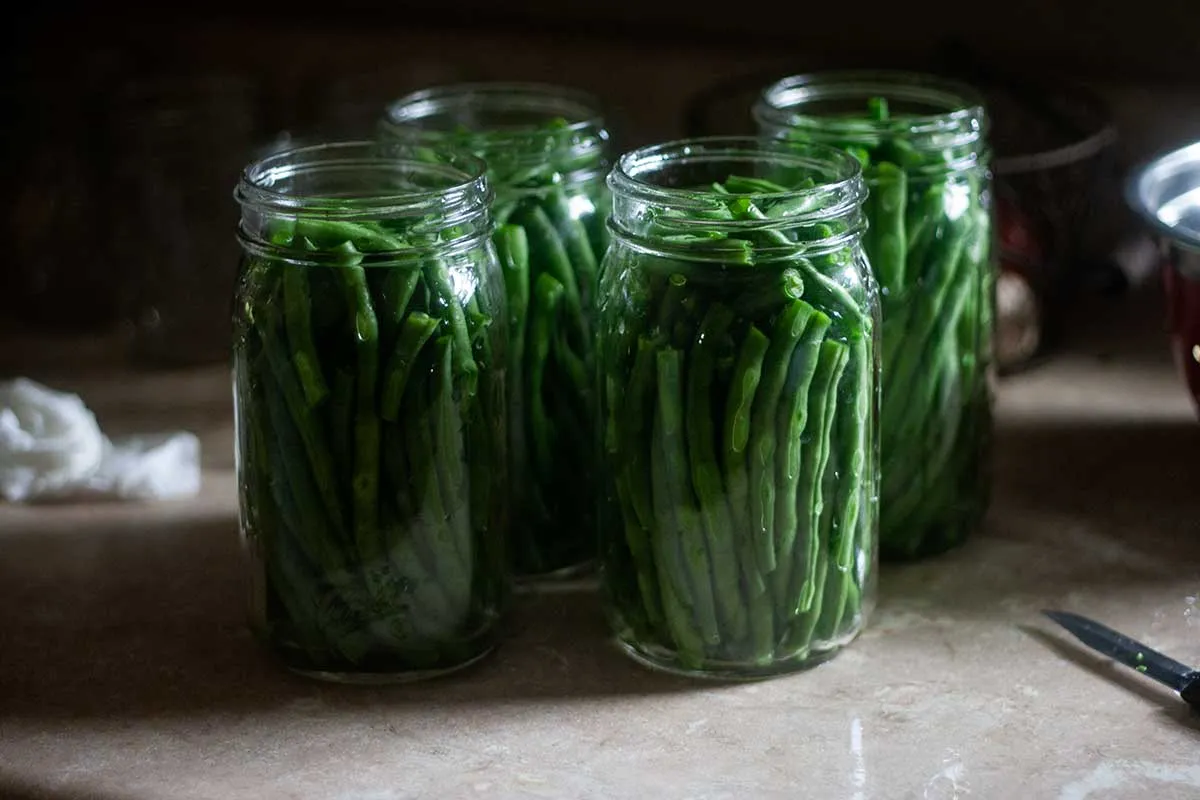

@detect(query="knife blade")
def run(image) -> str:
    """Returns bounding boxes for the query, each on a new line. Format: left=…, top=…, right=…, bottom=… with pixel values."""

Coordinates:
left=1042, top=609, right=1200, bottom=710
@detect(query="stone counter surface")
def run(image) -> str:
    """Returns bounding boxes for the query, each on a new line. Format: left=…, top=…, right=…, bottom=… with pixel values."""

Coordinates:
left=1, top=288, right=1198, bottom=800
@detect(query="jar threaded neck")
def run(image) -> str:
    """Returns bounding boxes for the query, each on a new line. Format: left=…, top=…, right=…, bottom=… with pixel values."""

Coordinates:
left=234, top=140, right=493, bottom=262
left=754, top=71, right=989, bottom=171
left=382, top=83, right=610, bottom=191
left=607, top=136, right=867, bottom=262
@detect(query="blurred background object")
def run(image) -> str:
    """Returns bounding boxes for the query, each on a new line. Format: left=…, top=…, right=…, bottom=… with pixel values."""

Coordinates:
left=948, top=44, right=1128, bottom=372
left=1160, top=255, right=1200, bottom=419
left=993, top=193, right=1045, bottom=372
left=681, top=42, right=1133, bottom=374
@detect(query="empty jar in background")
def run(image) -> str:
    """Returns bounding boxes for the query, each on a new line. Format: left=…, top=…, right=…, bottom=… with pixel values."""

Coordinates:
left=756, top=71, right=997, bottom=561
left=232, top=141, right=509, bottom=682
left=596, top=136, right=880, bottom=679
left=383, top=83, right=612, bottom=581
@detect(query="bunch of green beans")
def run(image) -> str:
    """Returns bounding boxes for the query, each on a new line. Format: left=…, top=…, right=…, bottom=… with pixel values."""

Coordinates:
left=801, top=97, right=994, bottom=558
left=431, top=120, right=609, bottom=577
left=234, top=215, right=507, bottom=675
left=598, top=174, right=877, bottom=674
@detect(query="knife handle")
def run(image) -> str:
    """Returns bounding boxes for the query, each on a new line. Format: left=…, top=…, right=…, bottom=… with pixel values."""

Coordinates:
left=1179, top=673, right=1200, bottom=711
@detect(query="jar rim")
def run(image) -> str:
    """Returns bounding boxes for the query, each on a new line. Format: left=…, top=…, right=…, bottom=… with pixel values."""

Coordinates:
left=609, top=135, right=866, bottom=213
left=383, top=82, right=607, bottom=139
left=381, top=83, right=610, bottom=190
left=233, top=140, right=491, bottom=221
left=607, top=136, right=867, bottom=262
left=753, top=70, right=988, bottom=144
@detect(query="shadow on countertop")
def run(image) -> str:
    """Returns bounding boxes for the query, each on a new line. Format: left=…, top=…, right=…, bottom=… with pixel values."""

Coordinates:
left=1020, top=624, right=1200, bottom=738
left=4, top=280, right=1198, bottom=724
left=0, top=511, right=706, bottom=724
left=877, top=414, right=1200, bottom=626
left=0, top=773, right=133, bottom=800
left=3, top=413, right=1196, bottom=724
left=994, top=416, right=1199, bottom=542
left=875, top=285, right=1200, bottom=624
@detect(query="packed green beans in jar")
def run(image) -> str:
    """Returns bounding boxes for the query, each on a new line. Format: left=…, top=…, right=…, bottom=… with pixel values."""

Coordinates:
left=597, top=137, right=880, bottom=679
left=383, top=84, right=611, bottom=581
left=755, top=72, right=995, bottom=561
left=233, top=141, right=509, bottom=682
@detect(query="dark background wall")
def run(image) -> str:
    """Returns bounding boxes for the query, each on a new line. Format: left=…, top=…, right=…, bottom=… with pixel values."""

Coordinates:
left=5, top=1, right=1199, bottom=342
left=12, top=1, right=1200, bottom=151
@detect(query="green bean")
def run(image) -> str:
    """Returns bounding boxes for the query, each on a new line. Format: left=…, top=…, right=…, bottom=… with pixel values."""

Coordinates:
left=787, top=340, right=848, bottom=652
left=814, top=340, right=864, bottom=642
left=615, top=335, right=668, bottom=631
left=721, top=324, right=773, bottom=659
left=339, top=261, right=382, bottom=570
left=261, top=358, right=345, bottom=573
left=748, top=300, right=813, bottom=574
left=654, top=346, right=721, bottom=649
left=528, top=273, right=564, bottom=481
left=431, top=337, right=473, bottom=588
left=376, top=266, right=422, bottom=351
left=405, top=364, right=472, bottom=620
left=517, top=205, right=588, bottom=341
left=863, top=162, right=907, bottom=288
left=724, top=174, right=792, bottom=194
left=260, top=312, right=347, bottom=539
left=730, top=267, right=805, bottom=318
left=494, top=223, right=530, bottom=422
left=380, top=312, right=439, bottom=422
left=329, top=368, right=355, bottom=485
left=543, top=188, right=600, bottom=298
left=282, top=268, right=329, bottom=406
left=770, top=307, right=831, bottom=603
left=295, top=219, right=407, bottom=253
left=686, top=303, right=747, bottom=643
left=425, top=258, right=479, bottom=399
left=787, top=340, right=847, bottom=621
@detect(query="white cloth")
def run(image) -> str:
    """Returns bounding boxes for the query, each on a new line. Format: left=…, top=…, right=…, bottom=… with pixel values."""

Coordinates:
left=0, top=378, right=201, bottom=503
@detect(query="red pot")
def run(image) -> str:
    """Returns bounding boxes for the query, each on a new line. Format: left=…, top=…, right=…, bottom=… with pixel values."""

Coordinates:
left=1162, top=253, right=1200, bottom=417
left=1127, top=140, right=1200, bottom=419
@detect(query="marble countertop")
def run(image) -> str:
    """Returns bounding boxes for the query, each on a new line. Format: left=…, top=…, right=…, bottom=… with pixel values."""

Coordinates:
left=2, top=287, right=1198, bottom=800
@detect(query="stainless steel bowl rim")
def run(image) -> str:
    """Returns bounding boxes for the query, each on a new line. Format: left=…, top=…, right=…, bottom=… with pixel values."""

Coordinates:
left=1127, top=140, right=1200, bottom=252
left=994, top=123, right=1117, bottom=175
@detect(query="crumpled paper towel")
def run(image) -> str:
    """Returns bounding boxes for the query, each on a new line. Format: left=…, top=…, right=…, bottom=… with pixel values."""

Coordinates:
left=0, top=377, right=201, bottom=503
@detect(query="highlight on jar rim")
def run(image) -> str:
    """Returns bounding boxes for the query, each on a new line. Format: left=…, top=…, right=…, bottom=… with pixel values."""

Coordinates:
left=754, top=70, right=989, bottom=147
left=234, top=139, right=493, bottom=221
left=380, top=82, right=611, bottom=183
left=608, top=135, right=869, bottom=251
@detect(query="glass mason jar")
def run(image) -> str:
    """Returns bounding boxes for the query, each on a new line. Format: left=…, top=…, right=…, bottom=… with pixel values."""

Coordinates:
left=755, top=71, right=996, bottom=561
left=383, top=83, right=612, bottom=580
left=232, top=141, right=509, bottom=682
left=597, top=137, right=880, bottom=679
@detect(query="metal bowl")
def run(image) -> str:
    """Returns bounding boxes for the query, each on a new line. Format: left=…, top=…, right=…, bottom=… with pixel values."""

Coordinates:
left=1127, top=140, right=1200, bottom=417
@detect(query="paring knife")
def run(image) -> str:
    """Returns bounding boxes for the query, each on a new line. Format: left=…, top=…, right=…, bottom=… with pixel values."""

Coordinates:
left=1042, top=609, right=1200, bottom=711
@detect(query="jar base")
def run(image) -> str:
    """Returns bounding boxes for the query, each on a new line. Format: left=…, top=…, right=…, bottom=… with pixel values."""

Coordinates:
left=613, top=630, right=859, bottom=682
left=282, top=644, right=496, bottom=686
